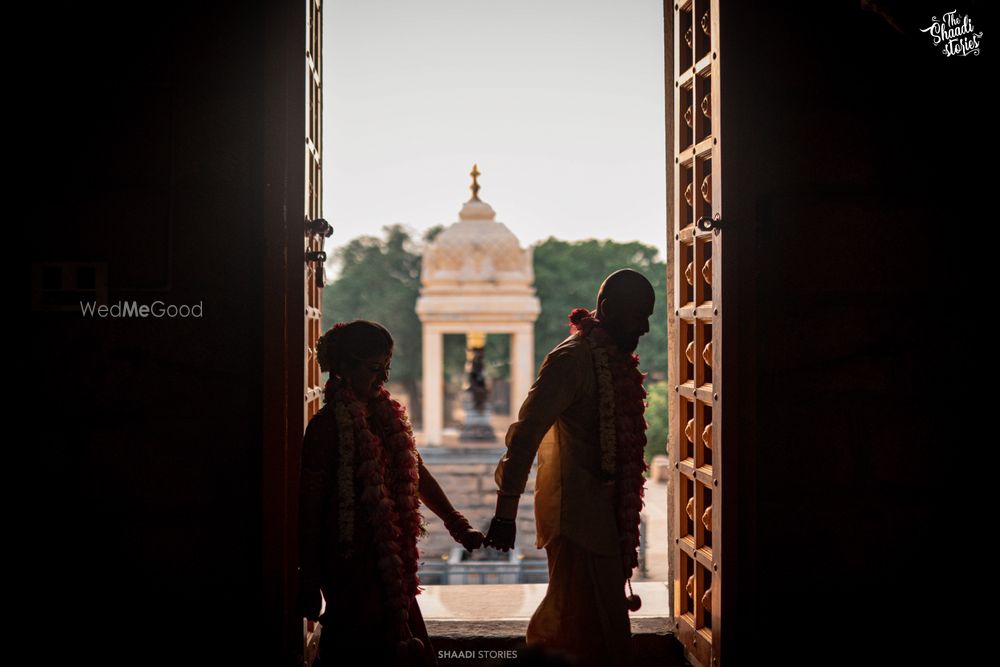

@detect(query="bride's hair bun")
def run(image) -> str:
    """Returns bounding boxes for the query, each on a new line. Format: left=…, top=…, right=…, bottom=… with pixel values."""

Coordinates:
left=316, top=320, right=393, bottom=374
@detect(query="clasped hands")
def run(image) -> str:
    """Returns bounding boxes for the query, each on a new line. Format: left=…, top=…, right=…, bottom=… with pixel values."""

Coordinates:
left=482, top=516, right=516, bottom=551
left=445, top=512, right=516, bottom=552
left=482, top=492, right=518, bottom=551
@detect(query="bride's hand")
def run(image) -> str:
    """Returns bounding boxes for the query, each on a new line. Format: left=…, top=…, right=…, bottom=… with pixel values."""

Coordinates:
left=444, top=512, right=483, bottom=551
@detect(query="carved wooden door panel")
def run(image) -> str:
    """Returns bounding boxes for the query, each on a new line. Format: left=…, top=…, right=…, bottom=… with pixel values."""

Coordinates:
left=302, top=0, right=327, bottom=664
left=670, top=1, right=726, bottom=665
left=304, top=0, right=326, bottom=427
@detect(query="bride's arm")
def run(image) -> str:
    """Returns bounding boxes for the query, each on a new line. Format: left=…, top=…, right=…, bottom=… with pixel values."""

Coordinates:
left=417, top=454, right=484, bottom=551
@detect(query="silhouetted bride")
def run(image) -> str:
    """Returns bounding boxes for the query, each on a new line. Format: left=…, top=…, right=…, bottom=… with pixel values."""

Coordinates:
left=297, top=320, right=483, bottom=666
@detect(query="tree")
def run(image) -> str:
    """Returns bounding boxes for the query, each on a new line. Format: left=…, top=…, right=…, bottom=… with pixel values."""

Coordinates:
left=322, top=224, right=439, bottom=420
left=531, top=237, right=668, bottom=379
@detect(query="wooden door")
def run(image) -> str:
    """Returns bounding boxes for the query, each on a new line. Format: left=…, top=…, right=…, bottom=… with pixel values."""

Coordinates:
left=661, top=1, right=986, bottom=663
left=669, top=1, right=727, bottom=665
left=302, top=0, right=326, bottom=663
left=304, top=0, right=326, bottom=427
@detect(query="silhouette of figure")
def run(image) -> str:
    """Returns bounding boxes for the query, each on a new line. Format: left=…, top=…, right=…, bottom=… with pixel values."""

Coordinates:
left=485, top=269, right=656, bottom=667
left=297, top=320, right=484, bottom=666
left=467, top=346, right=488, bottom=410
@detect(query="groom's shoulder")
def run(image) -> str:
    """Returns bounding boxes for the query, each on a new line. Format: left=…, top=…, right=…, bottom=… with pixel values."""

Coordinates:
left=547, top=334, right=590, bottom=361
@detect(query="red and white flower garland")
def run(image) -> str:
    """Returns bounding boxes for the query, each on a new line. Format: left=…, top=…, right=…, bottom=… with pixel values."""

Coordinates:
left=569, top=308, right=650, bottom=576
left=325, top=379, right=426, bottom=637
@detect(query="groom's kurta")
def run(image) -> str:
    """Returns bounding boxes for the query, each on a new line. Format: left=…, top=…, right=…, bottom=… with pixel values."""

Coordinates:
left=495, top=332, right=619, bottom=556
left=494, top=332, right=633, bottom=667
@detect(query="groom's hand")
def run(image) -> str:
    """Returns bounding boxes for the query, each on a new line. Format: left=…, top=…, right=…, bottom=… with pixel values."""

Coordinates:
left=484, top=516, right=517, bottom=551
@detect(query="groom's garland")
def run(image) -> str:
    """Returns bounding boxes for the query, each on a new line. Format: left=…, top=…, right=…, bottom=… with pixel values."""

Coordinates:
left=568, top=308, right=649, bottom=585
left=324, top=377, right=427, bottom=648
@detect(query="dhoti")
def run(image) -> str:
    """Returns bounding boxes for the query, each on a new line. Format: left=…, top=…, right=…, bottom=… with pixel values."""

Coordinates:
left=526, top=535, right=633, bottom=667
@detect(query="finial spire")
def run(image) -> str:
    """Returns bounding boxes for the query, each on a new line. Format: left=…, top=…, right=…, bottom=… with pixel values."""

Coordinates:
left=458, top=163, right=496, bottom=221
left=469, top=163, right=481, bottom=201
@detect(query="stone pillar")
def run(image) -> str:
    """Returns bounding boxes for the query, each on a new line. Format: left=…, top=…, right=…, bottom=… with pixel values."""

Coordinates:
left=422, top=325, right=443, bottom=445
left=510, top=324, right=535, bottom=418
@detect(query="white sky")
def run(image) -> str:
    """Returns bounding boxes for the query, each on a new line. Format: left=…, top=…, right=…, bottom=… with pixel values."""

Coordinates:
left=322, top=0, right=667, bottom=272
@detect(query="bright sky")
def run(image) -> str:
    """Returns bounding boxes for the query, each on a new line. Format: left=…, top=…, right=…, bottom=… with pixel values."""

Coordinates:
left=323, top=0, right=667, bottom=273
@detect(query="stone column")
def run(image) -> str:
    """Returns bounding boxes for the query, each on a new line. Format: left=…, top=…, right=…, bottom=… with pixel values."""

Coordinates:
left=422, top=325, right=443, bottom=445
left=510, top=324, right=535, bottom=418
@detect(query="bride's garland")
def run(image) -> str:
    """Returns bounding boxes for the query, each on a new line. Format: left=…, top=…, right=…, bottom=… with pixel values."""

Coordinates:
left=568, top=308, right=649, bottom=579
left=324, top=378, right=426, bottom=638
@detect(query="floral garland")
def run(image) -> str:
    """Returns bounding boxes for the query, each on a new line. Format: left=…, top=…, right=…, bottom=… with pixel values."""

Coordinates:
left=568, top=308, right=650, bottom=576
left=323, top=378, right=426, bottom=638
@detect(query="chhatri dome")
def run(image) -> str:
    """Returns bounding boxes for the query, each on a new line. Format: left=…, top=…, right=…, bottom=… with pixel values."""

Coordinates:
left=415, top=165, right=540, bottom=447
left=420, top=164, right=535, bottom=290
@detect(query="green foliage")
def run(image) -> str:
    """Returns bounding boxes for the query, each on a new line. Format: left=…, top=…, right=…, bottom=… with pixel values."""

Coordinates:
left=443, top=334, right=465, bottom=379
left=483, top=335, right=511, bottom=380
left=531, top=238, right=667, bottom=379
left=644, top=381, right=670, bottom=464
left=443, top=334, right=511, bottom=381
left=322, top=224, right=430, bottom=384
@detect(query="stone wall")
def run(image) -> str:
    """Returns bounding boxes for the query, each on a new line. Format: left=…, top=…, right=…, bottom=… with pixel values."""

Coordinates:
left=418, top=451, right=543, bottom=560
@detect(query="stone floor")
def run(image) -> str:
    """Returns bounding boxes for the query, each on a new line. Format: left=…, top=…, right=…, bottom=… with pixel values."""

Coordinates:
left=420, top=582, right=670, bottom=621
left=639, top=479, right=669, bottom=583
left=427, top=623, right=690, bottom=667
left=420, top=582, right=683, bottom=665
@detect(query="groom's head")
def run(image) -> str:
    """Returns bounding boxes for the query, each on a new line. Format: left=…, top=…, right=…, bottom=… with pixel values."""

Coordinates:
left=596, top=269, right=655, bottom=353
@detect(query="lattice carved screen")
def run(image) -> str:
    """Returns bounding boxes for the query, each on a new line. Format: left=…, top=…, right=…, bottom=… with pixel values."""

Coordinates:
left=304, top=0, right=325, bottom=427
left=303, top=0, right=324, bottom=664
left=671, top=1, right=724, bottom=666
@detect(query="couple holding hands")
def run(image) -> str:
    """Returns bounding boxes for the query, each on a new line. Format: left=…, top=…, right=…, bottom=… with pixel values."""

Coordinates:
left=298, top=269, right=655, bottom=667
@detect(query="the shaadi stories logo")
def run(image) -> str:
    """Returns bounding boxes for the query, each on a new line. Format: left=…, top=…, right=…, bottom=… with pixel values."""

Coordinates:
left=920, top=10, right=982, bottom=56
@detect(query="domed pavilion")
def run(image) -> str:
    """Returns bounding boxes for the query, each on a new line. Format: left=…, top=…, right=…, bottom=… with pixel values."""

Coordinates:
left=416, top=165, right=541, bottom=445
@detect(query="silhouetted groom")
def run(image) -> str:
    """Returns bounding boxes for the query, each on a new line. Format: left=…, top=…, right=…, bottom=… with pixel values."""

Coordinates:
left=485, top=268, right=655, bottom=667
